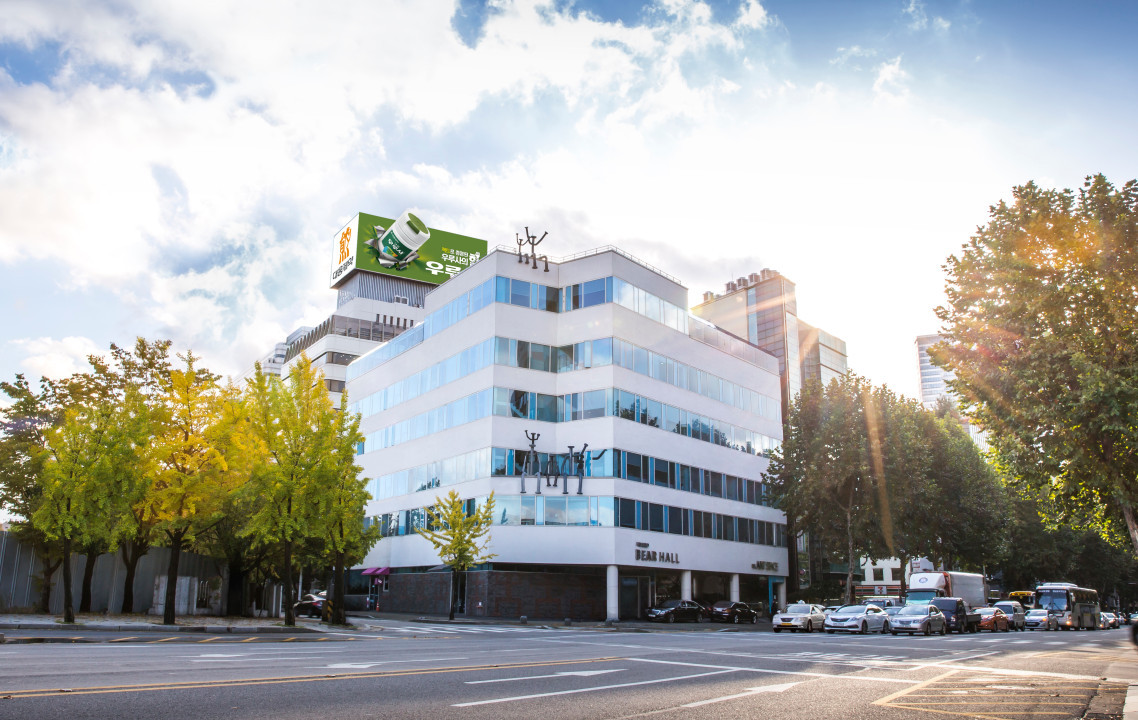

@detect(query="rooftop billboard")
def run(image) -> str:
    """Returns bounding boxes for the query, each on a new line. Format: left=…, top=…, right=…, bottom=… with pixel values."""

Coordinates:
left=330, top=211, right=488, bottom=288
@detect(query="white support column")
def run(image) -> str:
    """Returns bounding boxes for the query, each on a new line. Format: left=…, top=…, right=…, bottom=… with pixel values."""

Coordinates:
left=606, top=565, right=619, bottom=621
left=730, top=574, right=740, bottom=602
left=680, top=570, right=692, bottom=601
left=777, top=581, right=787, bottom=612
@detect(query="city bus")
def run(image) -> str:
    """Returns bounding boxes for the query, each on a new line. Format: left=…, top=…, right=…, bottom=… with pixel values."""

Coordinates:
left=1034, top=583, right=1100, bottom=630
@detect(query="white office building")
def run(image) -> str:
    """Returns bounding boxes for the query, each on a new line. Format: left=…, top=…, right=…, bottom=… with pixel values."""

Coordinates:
left=348, top=246, right=789, bottom=621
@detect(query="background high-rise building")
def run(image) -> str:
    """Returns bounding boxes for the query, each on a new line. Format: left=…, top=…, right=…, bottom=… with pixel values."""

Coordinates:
left=914, top=333, right=988, bottom=450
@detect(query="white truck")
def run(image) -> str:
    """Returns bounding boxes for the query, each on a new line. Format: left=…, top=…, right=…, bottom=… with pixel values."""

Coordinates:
left=905, top=571, right=989, bottom=632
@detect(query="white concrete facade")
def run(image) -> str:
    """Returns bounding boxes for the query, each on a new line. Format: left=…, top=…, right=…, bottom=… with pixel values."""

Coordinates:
left=349, top=248, right=789, bottom=619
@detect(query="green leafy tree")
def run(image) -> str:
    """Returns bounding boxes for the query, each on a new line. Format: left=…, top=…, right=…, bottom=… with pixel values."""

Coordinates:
left=33, top=400, right=117, bottom=623
left=143, top=352, right=243, bottom=625
left=934, top=175, right=1138, bottom=555
left=313, top=390, right=380, bottom=625
left=240, top=356, right=344, bottom=627
left=417, top=490, right=496, bottom=620
left=0, top=375, right=67, bottom=612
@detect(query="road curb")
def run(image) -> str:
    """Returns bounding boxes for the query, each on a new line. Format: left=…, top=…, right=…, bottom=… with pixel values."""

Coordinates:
left=1124, top=683, right=1138, bottom=720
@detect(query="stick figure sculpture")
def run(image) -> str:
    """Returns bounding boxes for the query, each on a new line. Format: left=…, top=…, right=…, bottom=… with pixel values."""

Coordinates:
left=520, top=430, right=541, bottom=495
left=515, top=227, right=550, bottom=272
left=572, top=444, right=607, bottom=495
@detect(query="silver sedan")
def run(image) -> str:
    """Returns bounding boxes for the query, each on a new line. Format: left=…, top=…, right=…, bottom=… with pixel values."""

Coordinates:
left=772, top=603, right=827, bottom=633
left=824, top=604, right=890, bottom=634
left=890, top=604, right=947, bottom=635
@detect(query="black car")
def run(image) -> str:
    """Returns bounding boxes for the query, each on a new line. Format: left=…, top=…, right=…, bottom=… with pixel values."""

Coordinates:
left=708, top=601, right=759, bottom=624
left=929, top=597, right=978, bottom=633
left=646, top=599, right=705, bottom=623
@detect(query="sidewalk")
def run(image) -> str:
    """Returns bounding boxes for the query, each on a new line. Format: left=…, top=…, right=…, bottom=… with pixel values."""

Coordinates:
left=0, top=612, right=317, bottom=634
left=346, top=609, right=774, bottom=633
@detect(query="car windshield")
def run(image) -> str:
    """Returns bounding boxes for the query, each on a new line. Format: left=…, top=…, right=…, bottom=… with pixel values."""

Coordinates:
left=659, top=600, right=681, bottom=609
left=977, top=608, right=996, bottom=615
left=930, top=600, right=955, bottom=611
left=898, top=605, right=929, bottom=615
left=1026, top=609, right=1047, bottom=615
left=995, top=603, right=1015, bottom=612
left=713, top=601, right=733, bottom=609
left=837, top=605, right=864, bottom=613
left=786, top=604, right=811, bottom=613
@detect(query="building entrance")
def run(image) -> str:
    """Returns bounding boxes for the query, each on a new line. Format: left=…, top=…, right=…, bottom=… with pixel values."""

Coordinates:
left=619, top=575, right=653, bottom=620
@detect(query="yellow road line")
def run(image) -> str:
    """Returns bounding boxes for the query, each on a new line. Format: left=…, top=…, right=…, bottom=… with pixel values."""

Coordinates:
left=151, top=637, right=178, bottom=643
left=109, top=637, right=138, bottom=643
left=0, top=657, right=623, bottom=700
left=240, top=637, right=258, bottom=643
left=875, top=669, right=958, bottom=706
left=198, top=637, right=220, bottom=643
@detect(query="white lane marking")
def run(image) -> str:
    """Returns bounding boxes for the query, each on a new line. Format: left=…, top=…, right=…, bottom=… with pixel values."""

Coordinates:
left=1045, top=641, right=1066, bottom=645
left=452, top=669, right=738, bottom=707
left=627, top=657, right=918, bottom=684
left=191, top=657, right=317, bottom=663
left=682, top=681, right=802, bottom=707
left=1010, top=640, right=1033, bottom=644
left=466, top=669, right=625, bottom=684
left=911, top=663, right=1133, bottom=684
left=311, top=657, right=468, bottom=669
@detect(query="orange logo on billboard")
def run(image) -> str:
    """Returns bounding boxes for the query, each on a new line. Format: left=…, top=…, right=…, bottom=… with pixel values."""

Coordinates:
left=338, top=227, right=352, bottom=264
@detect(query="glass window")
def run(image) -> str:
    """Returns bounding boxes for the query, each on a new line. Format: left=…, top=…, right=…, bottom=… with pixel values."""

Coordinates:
left=665, top=404, right=679, bottom=434
left=520, top=496, right=536, bottom=525
left=544, top=496, right=566, bottom=526
left=556, top=344, right=573, bottom=372
left=541, top=285, right=559, bottom=312
left=654, top=459, right=670, bottom=487
left=618, top=498, right=636, bottom=528
left=626, top=452, right=643, bottom=481
left=568, top=496, right=589, bottom=526
left=530, top=343, right=550, bottom=372
left=725, top=475, right=739, bottom=501
left=597, top=497, right=615, bottom=526
left=514, top=340, right=529, bottom=369
left=668, top=506, right=683, bottom=534
left=509, top=390, right=529, bottom=419
left=497, top=496, right=520, bottom=525
left=679, top=465, right=691, bottom=492
left=582, top=389, right=606, bottom=419
left=645, top=399, right=661, bottom=428
left=582, top=278, right=606, bottom=307
left=510, top=279, right=530, bottom=307
left=649, top=503, right=664, bottom=532
left=618, top=389, right=636, bottom=421
left=535, top=393, right=558, bottom=422
left=651, top=353, right=667, bottom=381
left=708, top=471, right=723, bottom=497
left=593, top=337, right=612, bottom=366
left=634, top=347, right=649, bottom=375
left=723, top=516, right=736, bottom=541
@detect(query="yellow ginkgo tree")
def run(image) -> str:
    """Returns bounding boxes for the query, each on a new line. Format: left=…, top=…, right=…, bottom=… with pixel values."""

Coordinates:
left=417, top=490, right=496, bottom=620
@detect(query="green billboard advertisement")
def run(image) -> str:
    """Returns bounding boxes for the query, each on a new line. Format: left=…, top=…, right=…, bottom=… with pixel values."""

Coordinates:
left=330, top=211, right=489, bottom=288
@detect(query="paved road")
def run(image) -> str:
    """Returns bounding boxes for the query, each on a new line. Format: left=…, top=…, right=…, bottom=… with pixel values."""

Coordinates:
left=0, top=620, right=1132, bottom=720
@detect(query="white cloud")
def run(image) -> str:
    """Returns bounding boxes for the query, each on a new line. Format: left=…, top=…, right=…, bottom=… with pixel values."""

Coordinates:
left=831, top=45, right=878, bottom=68
left=903, top=0, right=928, bottom=30
left=11, top=336, right=103, bottom=380
left=873, top=56, right=910, bottom=101
left=934, top=17, right=951, bottom=32
left=735, top=0, right=770, bottom=30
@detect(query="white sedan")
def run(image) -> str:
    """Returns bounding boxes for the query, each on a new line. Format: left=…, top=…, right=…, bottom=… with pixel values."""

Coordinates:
left=824, top=604, right=891, bottom=634
left=772, top=603, right=827, bottom=633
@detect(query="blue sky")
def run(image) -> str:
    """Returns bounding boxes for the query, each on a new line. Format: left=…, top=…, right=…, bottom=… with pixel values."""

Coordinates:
left=0, top=0, right=1135, bottom=400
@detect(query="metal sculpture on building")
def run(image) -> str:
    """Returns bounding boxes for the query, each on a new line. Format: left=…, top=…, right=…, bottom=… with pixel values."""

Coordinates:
left=516, top=227, right=550, bottom=271
left=519, top=431, right=607, bottom=495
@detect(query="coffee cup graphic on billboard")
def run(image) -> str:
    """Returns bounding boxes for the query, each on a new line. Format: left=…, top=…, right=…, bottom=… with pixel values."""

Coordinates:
left=329, top=210, right=488, bottom=288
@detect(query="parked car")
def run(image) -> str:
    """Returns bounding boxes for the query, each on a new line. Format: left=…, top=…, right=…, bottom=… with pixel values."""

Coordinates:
left=977, top=606, right=1010, bottom=632
left=824, top=604, right=890, bottom=634
left=1100, top=612, right=1119, bottom=629
left=708, top=601, right=759, bottom=624
left=994, top=601, right=1026, bottom=631
left=293, top=592, right=326, bottom=618
left=646, top=599, right=705, bottom=623
left=1025, top=608, right=1059, bottom=631
left=823, top=605, right=842, bottom=617
left=929, top=597, right=980, bottom=634
left=890, top=604, right=947, bottom=636
left=772, top=603, right=826, bottom=633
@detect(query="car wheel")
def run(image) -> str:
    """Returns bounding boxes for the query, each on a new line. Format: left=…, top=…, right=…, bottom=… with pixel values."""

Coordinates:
left=773, top=627, right=781, bottom=633
left=940, top=623, right=947, bottom=636
left=891, top=630, right=898, bottom=636
left=751, top=615, right=757, bottom=624
left=805, top=621, right=813, bottom=633
left=733, top=615, right=740, bottom=625
left=881, top=621, right=889, bottom=634
left=860, top=622, right=867, bottom=635
left=826, top=630, right=834, bottom=634
left=696, top=614, right=702, bottom=623
left=667, top=614, right=674, bottom=624
left=1002, top=623, right=1010, bottom=633
left=923, top=624, right=930, bottom=636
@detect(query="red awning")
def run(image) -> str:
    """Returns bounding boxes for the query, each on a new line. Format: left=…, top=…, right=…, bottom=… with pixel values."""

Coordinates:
left=362, top=567, right=390, bottom=576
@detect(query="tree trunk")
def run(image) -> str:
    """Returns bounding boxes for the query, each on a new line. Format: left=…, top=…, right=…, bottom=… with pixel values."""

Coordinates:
left=226, top=560, right=247, bottom=618
left=1122, top=502, right=1138, bottom=558
left=448, top=568, right=457, bottom=621
left=845, top=510, right=855, bottom=606
left=120, top=539, right=147, bottom=614
left=283, top=540, right=295, bottom=627
left=163, top=531, right=184, bottom=625
left=898, top=554, right=909, bottom=601
left=62, top=536, right=75, bottom=623
left=331, top=550, right=347, bottom=626
left=786, top=517, right=800, bottom=593
left=79, top=546, right=99, bottom=613
left=37, top=548, right=61, bottom=615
